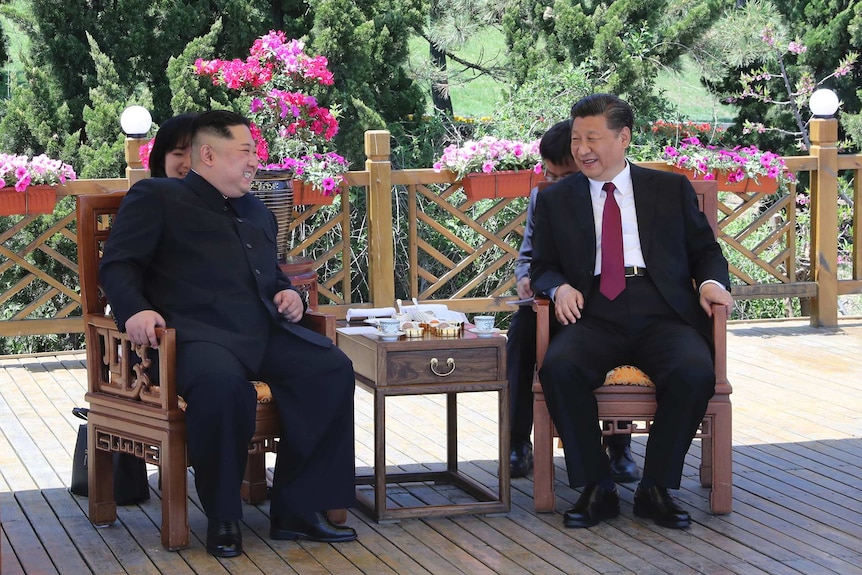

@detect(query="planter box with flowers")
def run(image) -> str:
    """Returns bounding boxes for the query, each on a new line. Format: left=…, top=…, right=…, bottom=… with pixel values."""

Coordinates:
left=0, top=153, right=77, bottom=216
left=434, top=136, right=545, bottom=200
left=663, top=137, right=795, bottom=194
left=194, top=31, right=348, bottom=217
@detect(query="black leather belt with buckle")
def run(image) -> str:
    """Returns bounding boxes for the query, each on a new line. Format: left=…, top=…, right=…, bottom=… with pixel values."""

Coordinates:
left=624, top=266, right=648, bottom=278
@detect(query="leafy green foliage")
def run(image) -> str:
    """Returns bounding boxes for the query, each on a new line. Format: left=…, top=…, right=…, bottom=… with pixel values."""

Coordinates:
left=501, top=0, right=717, bottom=125
left=77, top=34, right=154, bottom=178
left=308, top=0, right=426, bottom=164
left=0, top=59, right=75, bottom=159
left=695, top=0, right=862, bottom=153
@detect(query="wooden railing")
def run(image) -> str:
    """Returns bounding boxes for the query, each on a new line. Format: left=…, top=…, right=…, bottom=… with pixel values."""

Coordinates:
left=1, top=119, right=859, bottom=342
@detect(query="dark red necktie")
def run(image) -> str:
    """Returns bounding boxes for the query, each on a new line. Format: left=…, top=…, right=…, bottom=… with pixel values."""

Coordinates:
left=600, top=182, right=625, bottom=300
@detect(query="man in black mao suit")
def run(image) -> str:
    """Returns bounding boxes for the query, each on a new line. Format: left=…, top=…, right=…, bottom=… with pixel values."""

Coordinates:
left=531, top=94, right=733, bottom=529
left=99, top=110, right=357, bottom=557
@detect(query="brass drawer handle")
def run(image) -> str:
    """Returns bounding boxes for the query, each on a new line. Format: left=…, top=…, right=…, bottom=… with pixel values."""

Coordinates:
left=430, top=357, right=455, bottom=377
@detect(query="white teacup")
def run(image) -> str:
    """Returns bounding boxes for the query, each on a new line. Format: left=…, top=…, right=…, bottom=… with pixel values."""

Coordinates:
left=473, top=315, right=495, bottom=331
left=378, top=318, right=402, bottom=335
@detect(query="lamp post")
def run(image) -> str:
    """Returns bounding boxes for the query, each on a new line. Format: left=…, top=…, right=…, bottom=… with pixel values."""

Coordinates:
left=120, top=105, right=152, bottom=185
left=807, top=88, right=839, bottom=328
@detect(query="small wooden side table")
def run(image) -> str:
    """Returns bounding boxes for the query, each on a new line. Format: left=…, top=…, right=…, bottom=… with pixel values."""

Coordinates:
left=337, top=328, right=510, bottom=521
left=279, top=255, right=319, bottom=310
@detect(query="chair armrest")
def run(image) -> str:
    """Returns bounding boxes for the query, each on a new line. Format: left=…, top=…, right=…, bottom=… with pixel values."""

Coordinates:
left=710, top=303, right=731, bottom=393
left=300, top=310, right=337, bottom=343
left=532, top=296, right=551, bottom=371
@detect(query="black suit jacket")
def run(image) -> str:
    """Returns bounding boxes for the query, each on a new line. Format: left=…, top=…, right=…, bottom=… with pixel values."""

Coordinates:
left=530, top=164, right=730, bottom=340
left=99, top=171, right=331, bottom=372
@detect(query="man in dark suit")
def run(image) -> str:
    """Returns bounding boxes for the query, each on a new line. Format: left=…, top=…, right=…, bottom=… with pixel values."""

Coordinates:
left=531, top=94, right=733, bottom=529
left=507, top=120, right=641, bottom=484
left=99, top=110, right=357, bottom=557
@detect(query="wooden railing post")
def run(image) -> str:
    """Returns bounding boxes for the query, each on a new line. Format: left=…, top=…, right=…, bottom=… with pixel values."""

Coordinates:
left=124, top=137, right=150, bottom=185
left=364, top=130, right=395, bottom=308
left=809, top=117, right=839, bottom=327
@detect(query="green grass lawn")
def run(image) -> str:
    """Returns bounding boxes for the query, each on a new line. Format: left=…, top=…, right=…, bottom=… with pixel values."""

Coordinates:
left=655, top=56, right=737, bottom=123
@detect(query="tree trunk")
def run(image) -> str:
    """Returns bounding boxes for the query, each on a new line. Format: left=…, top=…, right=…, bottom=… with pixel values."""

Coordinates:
left=429, top=0, right=453, bottom=116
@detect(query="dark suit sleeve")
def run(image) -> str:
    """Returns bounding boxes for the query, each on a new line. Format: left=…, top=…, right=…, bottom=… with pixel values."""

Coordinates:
left=98, top=182, right=164, bottom=331
left=531, top=188, right=569, bottom=295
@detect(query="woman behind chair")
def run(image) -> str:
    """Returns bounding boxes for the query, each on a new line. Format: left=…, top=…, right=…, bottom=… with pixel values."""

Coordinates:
left=148, top=113, right=198, bottom=178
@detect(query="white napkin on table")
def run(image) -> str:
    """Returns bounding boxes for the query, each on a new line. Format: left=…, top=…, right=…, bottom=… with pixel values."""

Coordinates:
left=346, top=307, right=397, bottom=322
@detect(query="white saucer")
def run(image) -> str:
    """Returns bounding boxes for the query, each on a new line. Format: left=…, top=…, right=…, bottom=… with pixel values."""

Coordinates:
left=468, top=327, right=501, bottom=338
left=378, top=331, right=405, bottom=341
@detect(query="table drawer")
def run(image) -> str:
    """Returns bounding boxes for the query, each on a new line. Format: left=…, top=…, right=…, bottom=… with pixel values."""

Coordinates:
left=384, top=347, right=500, bottom=385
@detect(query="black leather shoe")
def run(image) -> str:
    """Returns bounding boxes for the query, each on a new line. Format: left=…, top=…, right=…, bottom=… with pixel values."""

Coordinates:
left=633, top=485, right=691, bottom=529
left=271, top=511, right=357, bottom=542
left=563, top=483, right=620, bottom=528
left=509, top=440, right=533, bottom=478
left=206, top=519, right=242, bottom=558
left=607, top=444, right=641, bottom=483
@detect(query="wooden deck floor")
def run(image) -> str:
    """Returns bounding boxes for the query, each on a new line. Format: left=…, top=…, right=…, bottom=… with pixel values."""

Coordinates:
left=2, top=318, right=862, bottom=574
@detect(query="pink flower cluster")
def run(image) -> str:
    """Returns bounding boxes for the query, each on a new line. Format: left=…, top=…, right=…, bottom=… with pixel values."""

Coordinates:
left=194, top=30, right=340, bottom=181
left=263, top=151, right=349, bottom=194
left=195, top=32, right=334, bottom=91
left=0, top=153, right=77, bottom=192
left=433, top=136, right=542, bottom=180
left=138, top=139, right=154, bottom=169
left=664, top=137, right=795, bottom=189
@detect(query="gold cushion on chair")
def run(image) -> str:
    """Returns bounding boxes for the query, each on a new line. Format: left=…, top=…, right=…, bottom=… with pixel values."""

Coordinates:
left=177, top=381, right=273, bottom=411
left=604, top=365, right=654, bottom=387
left=252, top=381, right=273, bottom=403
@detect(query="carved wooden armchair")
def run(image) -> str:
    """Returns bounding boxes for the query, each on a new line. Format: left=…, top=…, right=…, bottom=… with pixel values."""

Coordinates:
left=76, top=192, right=342, bottom=551
left=531, top=180, right=733, bottom=515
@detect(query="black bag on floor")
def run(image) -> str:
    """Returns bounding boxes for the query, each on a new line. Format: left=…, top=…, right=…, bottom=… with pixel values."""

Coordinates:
left=70, top=407, right=151, bottom=505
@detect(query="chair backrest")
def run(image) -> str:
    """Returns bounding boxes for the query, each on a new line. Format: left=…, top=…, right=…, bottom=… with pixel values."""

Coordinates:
left=76, top=192, right=127, bottom=317
left=690, top=180, right=719, bottom=238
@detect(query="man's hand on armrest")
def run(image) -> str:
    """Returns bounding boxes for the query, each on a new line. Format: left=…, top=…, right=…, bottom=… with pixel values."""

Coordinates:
left=553, top=283, right=584, bottom=326
left=125, top=310, right=167, bottom=348
left=699, top=283, right=734, bottom=317
left=274, top=289, right=304, bottom=323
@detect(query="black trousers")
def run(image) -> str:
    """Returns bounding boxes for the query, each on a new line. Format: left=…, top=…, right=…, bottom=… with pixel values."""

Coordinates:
left=507, top=304, right=633, bottom=450
left=538, top=276, right=715, bottom=489
left=176, top=325, right=356, bottom=520
left=505, top=305, right=537, bottom=446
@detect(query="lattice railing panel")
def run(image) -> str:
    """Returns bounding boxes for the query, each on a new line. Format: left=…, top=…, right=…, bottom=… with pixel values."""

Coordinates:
left=0, top=200, right=81, bottom=327
left=716, top=190, right=797, bottom=287
left=284, top=184, right=356, bottom=306
left=406, top=181, right=527, bottom=300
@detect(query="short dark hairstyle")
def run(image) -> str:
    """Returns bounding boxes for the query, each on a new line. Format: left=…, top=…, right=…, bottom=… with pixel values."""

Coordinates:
left=570, top=93, right=634, bottom=133
left=539, top=120, right=573, bottom=165
left=191, top=110, right=251, bottom=145
left=149, top=113, right=197, bottom=178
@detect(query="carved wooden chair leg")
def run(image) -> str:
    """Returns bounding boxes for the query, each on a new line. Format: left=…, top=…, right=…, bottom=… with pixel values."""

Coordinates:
left=87, top=424, right=117, bottom=527
left=160, top=438, right=190, bottom=550
left=532, top=377, right=556, bottom=513
left=699, top=416, right=714, bottom=488
left=327, top=509, right=348, bottom=525
left=241, top=452, right=269, bottom=505
left=709, top=405, right=733, bottom=514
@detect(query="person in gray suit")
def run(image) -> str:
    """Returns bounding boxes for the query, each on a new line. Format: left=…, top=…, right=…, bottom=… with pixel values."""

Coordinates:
left=531, top=94, right=733, bottom=530
left=100, top=110, right=357, bottom=557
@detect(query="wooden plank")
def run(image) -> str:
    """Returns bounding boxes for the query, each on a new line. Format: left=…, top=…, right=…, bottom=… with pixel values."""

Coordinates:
left=0, top=492, right=59, bottom=574
left=14, top=490, right=92, bottom=575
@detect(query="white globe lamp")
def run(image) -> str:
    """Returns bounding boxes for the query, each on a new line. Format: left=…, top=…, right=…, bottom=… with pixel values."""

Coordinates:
left=120, top=106, right=152, bottom=138
left=809, top=89, right=839, bottom=118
